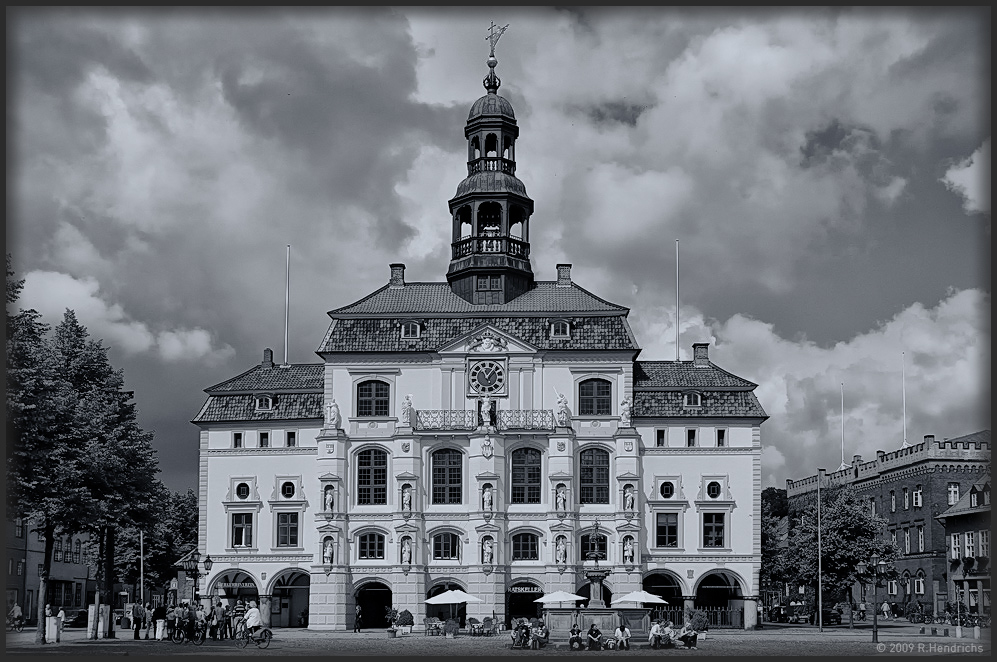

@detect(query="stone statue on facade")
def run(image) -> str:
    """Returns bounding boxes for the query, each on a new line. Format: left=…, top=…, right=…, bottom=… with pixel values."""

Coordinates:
left=400, top=394, right=413, bottom=426
left=623, top=537, right=634, bottom=564
left=555, top=537, right=566, bottom=564
left=325, top=399, right=341, bottom=429
left=482, top=486, right=493, bottom=512
left=619, top=395, right=632, bottom=427
left=556, top=485, right=567, bottom=511
left=401, top=538, right=412, bottom=564
left=324, top=486, right=335, bottom=512
left=482, top=538, right=494, bottom=564
left=555, top=392, right=570, bottom=427
left=624, top=485, right=635, bottom=511
left=402, top=485, right=412, bottom=512
left=323, top=539, right=334, bottom=564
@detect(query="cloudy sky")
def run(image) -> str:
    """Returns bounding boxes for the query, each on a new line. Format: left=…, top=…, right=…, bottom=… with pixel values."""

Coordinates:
left=8, top=7, right=990, bottom=492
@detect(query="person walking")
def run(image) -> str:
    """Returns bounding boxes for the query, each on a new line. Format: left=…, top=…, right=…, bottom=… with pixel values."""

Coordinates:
left=165, top=604, right=177, bottom=641
left=353, top=604, right=362, bottom=632
left=211, top=601, right=225, bottom=640
left=153, top=603, right=167, bottom=640
left=132, top=603, right=145, bottom=640
left=232, top=599, right=247, bottom=637
left=57, top=606, right=66, bottom=634
left=222, top=604, right=232, bottom=639
left=143, top=603, right=153, bottom=639
left=881, top=600, right=891, bottom=621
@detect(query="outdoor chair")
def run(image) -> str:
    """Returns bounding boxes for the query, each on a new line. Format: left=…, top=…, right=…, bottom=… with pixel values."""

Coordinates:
left=481, top=617, right=495, bottom=636
left=424, top=617, right=442, bottom=636
left=467, top=617, right=481, bottom=636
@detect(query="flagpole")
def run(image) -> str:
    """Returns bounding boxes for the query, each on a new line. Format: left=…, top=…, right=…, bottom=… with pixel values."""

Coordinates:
left=901, top=351, right=907, bottom=448
left=284, top=244, right=290, bottom=366
left=840, top=383, right=847, bottom=470
left=675, top=239, right=680, bottom=362
left=140, top=530, right=144, bottom=606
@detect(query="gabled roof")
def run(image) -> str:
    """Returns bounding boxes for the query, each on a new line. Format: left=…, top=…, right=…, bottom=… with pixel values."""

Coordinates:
left=936, top=474, right=991, bottom=520
left=192, top=393, right=323, bottom=424
left=634, top=361, right=757, bottom=389
left=205, top=363, right=323, bottom=393
left=317, top=315, right=638, bottom=353
left=634, top=391, right=767, bottom=418
left=327, top=281, right=628, bottom=317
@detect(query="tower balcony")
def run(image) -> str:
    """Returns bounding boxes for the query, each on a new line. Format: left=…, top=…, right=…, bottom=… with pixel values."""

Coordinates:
left=451, top=236, right=530, bottom=260
left=467, top=157, right=516, bottom=176
left=413, top=409, right=555, bottom=432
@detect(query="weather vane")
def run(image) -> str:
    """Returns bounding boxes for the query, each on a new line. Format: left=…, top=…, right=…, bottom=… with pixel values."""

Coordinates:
left=486, top=21, right=510, bottom=58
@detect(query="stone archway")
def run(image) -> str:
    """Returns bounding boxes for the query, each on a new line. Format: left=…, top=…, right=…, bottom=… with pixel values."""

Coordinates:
left=643, top=572, right=684, bottom=603
left=355, top=580, right=393, bottom=629
left=209, top=570, right=260, bottom=608
left=427, top=580, right=469, bottom=627
left=505, top=580, right=543, bottom=628
left=695, top=571, right=744, bottom=609
left=269, top=570, right=310, bottom=629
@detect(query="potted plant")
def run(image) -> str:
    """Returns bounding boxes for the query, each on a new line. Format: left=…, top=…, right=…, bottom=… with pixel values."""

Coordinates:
left=443, top=618, right=459, bottom=639
left=386, top=607, right=400, bottom=637
left=397, top=609, right=414, bottom=634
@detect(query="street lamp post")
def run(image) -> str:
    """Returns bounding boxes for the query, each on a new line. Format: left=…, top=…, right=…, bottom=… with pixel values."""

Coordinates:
left=857, top=553, right=885, bottom=643
left=181, top=551, right=213, bottom=606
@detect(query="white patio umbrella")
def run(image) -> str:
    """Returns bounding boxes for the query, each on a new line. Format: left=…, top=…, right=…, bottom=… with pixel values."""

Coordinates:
left=426, top=589, right=483, bottom=621
left=611, top=590, right=669, bottom=606
left=534, top=590, right=586, bottom=607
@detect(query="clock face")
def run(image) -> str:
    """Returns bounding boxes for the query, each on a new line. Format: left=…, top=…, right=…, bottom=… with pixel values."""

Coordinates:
left=469, top=360, right=506, bottom=394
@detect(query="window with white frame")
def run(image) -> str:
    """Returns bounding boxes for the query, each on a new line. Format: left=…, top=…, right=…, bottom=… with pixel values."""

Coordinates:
left=401, top=321, right=420, bottom=339
left=951, top=533, right=961, bottom=559
left=579, top=448, right=610, bottom=504
left=971, top=492, right=978, bottom=507
left=551, top=320, right=570, bottom=339
left=716, top=428, right=726, bottom=447
left=890, top=491, right=896, bottom=512
left=234, top=432, right=243, bottom=449
left=358, top=532, right=385, bottom=559
left=965, top=531, right=975, bottom=557
left=917, top=526, right=924, bottom=552
left=979, top=530, right=989, bottom=557
left=259, top=431, right=270, bottom=448
left=15, top=518, right=23, bottom=537
left=703, top=512, right=726, bottom=548
left=655, top=429, right=667, bottom=447
left=357, top=380, right=390, bottom=417
left=655, top=512, right=679, bottom=548
left=432, top=533, right=461, bottom=561
left=511, top=532, right=540, bottom=560
left=914, top=574, right=925, bottom=595
left=683, top=392, right=702, bottom=408
left=276, top=512, right=299, bottom=547
left=255, top=395, right=273, bottom=411
left=232, top=513, right=253, bottom=547
left=578, top=378, right=612, bottom=415
left=903, top=487, right=909, bottom=510
left=356, top=449, right=388, bottom=505
left=286, top=430, right=296, bottom=447
left=904, top=529, right=910, bottom=554
left=431, top=448, right=462, bottom=505
left=891, top=529, right=897, bottom=548
left=870, top=498, right=876, bottom=517
left=947, top=482, right=960, bottom=505
left=887, top=580, right=898, bottom=595
left=686, top=429, right=697, bottom=447
left=913, top=485, right=922, bottom=508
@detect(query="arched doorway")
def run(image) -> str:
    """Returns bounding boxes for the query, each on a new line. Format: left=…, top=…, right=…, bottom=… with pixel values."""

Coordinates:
left=695, top=571, right=743, bottom=608
left=355, top=581, right=392, bottom=629
left=427, top=582, right=469, bottom=627
left=505, top=580, right=543, bottom=628
left=270, top=570, right=310, bottom=628
left=575, top=583, right=614, bottom=610
left=209, top=570, right=259, bottom=608
left=643, top=572, right=683, bottom=603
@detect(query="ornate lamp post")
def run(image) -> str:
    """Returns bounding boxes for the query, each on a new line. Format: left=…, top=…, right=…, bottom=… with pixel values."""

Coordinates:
left=856, top=553, right=885, bottom=643
left=182, top=551, right=213, bottom=605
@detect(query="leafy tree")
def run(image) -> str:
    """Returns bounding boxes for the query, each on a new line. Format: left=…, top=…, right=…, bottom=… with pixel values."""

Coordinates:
left=762, top=487, right=789, bottom=518
left=760, top=499, right=789, bottom=600
left=785, top=484, right=898, bottom=608
left=114, top=487, right=198, bottom=593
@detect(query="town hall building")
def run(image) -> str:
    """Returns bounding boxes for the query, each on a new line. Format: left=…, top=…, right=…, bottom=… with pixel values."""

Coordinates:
left=192, top=40, right=768, bottom=632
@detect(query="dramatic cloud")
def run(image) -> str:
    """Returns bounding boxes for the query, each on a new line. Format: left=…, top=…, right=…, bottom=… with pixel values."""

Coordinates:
left=7, top=8, right=988, bottom=492
left=942, top=138, right=991, bottom=215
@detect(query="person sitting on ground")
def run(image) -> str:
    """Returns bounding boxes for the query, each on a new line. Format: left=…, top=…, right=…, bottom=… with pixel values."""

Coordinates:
left=677, top=619, right=698, bottom=650
left=244, top=600, right=263, bottom=640
left=533, top=622, right=549, bottom=648
left=648, top=620, right=663, bottom=649
left=661, top=621, right=677, bottom=648
left=568, top=622, right=584, bottom=650
left=587, top=623, right=604, bottom=651
left=614, top=623, right=632, bottom=651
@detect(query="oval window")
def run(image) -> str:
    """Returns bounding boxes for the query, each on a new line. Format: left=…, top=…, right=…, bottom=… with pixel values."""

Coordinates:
left=236, top=483, right=250, bottom=499
left=707, top=481, right=722, bottom=499
left=659, top=482, right=675, bottom=499
left=281, top=481, right=296, bottom=499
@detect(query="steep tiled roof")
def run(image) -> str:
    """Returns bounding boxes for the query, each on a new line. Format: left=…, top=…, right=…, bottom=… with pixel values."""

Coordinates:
left=317, top=315, right=638, bottom=353
left=327, top=282, right=628, bottom=316
left=206, top=364, right=323, bottom=393
left=192, top=393, right=323, bottom=423
left=634, top=361, right=757, bottom=389
left=633, top=391, right=767, bottom=418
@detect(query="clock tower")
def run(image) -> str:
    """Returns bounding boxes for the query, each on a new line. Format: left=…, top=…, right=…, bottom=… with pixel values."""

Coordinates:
left=446, top=38, right=535, bottom=305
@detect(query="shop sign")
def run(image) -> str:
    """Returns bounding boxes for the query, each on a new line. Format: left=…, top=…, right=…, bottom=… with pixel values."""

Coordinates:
left=218, top=582, right=257, bottom=588
left=508, top=585, right=542, bottom=594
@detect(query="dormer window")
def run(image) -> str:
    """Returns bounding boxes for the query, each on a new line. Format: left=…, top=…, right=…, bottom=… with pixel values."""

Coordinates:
left=401, top=321, right=421, bottom=339
left=683, top=392, right=702, bottom=408
left=551, top=320, right=570, bottom=339
left=971, top=491, right=978, bottom=508
left=255, top=395, right=274, bottom=411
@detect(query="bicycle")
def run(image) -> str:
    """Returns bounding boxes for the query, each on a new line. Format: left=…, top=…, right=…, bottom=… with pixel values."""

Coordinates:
left=234, top=622, right=272, bottom=649
left=171, top=618, right=207, bottom=645
left=7, top=616, right=25, bottom=632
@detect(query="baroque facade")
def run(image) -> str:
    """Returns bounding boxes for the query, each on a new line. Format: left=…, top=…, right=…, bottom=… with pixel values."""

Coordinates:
left=786, top=430, right=991, bottom=614
left=193, top=47, right=767, bottom=631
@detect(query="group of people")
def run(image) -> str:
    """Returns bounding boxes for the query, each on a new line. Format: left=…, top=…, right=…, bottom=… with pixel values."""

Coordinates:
left=511, top=618, right=550, bottom=649
left=648, top=618, right=698, bottom=649
left=566, top=622, right=633, bottom=651
left=122, top=597, right=262, bottom=642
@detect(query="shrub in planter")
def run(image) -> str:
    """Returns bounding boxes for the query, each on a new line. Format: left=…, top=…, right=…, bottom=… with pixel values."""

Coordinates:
left=444, top=618, right=459, bottom=637
left=684, top=608, right=710, bottom=632
left=397, top=609, right=414, bottom=632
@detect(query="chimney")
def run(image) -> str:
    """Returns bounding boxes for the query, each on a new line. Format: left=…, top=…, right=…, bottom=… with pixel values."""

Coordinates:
left=556, top=264, right=572, bottom=286
left=389, top=263, right=405, bottom=288
left=692, top=343, right=710, bottom=367
left=923, top=434, right=935, bottom=445
left=262, top=348, right=274, bottom=369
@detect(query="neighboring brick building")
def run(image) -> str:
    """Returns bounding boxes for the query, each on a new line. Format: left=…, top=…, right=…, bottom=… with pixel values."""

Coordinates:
left=935, top=473, right=991, bottom=616
left=786, top=430, right=991, bottom=614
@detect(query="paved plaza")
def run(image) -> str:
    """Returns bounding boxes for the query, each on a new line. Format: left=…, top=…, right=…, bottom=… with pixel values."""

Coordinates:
left=5, top=622, right=989, bottom=657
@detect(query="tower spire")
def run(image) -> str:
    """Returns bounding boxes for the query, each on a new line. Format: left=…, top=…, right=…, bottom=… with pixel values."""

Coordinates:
left=483, top=22, right=509, bottom=94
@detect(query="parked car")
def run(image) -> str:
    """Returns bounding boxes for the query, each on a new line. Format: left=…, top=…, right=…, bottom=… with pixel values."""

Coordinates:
left=768, top=606, right=790, bottom=623
left=64, top=609, right=89, bottom=628
left=819, top=609, right=842, bottom=625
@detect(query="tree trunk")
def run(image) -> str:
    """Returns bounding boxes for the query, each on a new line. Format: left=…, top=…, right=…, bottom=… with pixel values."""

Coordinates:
left=90, top=525, right=106, bottom=640
left=35, top=521, right=54, bottom=645
left=104, top=526, right=116, bottom=639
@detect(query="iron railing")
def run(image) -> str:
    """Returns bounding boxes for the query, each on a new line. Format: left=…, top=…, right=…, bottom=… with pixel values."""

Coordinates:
left=413, top=410, right=555, bottom=432
left=451, top=236, right=530, bottom=260
left=467, top=157, right=516, bottom=176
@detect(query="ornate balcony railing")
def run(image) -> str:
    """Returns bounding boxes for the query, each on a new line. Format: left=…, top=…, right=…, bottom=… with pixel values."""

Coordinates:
left=497, top=409, right=555, bottom=431
left=451, top=236, right=530, bottom=260
left=413, top=409, right=555, bottom=432
left=414, top=409, right=477, bottom=431
left=467, top=157, right=516, bottom=176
